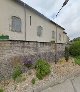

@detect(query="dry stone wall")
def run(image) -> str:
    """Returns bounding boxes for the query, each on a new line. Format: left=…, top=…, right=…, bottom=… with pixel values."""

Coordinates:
left=0, top=40, right=66, bottom=80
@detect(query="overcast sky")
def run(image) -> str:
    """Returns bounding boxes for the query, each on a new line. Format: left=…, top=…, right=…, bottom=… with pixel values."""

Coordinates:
left=22, top=0, right=80, bottom=40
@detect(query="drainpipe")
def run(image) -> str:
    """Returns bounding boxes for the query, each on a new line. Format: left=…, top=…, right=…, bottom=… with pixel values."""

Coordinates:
left=24, top=3, right=26, bottom=41
left=55, top=24, right=57, bottom=64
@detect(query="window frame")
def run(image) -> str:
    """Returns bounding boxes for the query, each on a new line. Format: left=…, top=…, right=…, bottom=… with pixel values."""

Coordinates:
left=11, top=16, right=22, bottom=32
left=59, top=33, right=61, bottom=41
left=30, top=16, right=31, bottom=26
left=52, top=31, right=55, bottom=39
left=37, top=26, right=43, bottom=37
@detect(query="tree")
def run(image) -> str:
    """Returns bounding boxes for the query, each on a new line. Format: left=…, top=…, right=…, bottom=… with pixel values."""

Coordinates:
left=69, top=41, right=80, bottom=56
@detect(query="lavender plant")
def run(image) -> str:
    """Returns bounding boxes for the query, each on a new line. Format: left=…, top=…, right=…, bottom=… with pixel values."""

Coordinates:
left=23, top=57, right=33, bottom=68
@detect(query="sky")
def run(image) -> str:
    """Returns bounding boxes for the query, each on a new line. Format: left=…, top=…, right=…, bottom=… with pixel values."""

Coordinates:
left=22, top=0, right=80, bottom=40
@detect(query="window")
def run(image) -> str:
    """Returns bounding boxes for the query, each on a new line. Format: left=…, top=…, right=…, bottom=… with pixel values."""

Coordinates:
left=12, top=16, right=21, bottom=32
left=52, top=31, right=55, bottom=39
left=30, top=16, right=31, bottom=26
left=59, top=33, right=61, bottom=41
left=37, top=26, right=43, bottom=37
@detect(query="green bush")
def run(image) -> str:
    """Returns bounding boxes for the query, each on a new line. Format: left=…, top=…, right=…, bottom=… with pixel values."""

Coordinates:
left=12, top=66, right=22, bottom=81
left=31, top=78, right=36, bottom=84
left=74, top=56, right=80, bottom=65
left=14, top=75, right=26, bottom=83
left=69, top=41, right=80, bottom=56
left=64, top=47, right=69, bottom=61
left=35, top=59, right=51, bottom=80
left=0, top=88, right=3, bottom=92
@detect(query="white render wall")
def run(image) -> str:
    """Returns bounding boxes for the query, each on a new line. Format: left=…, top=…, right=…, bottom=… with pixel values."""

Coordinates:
left=25, top=8, right=56, bottom=42
left=0, top=0, right=25, bottom=40
left=0, top=0, right=68, bottom=43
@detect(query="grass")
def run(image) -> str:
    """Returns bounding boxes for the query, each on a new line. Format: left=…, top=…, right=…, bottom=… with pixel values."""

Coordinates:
left=15, top=74, right=26, bottom=83
left=12, top=66, right=22, bottom=81
left=31, top=78, right=36, bottom=84
left=74, top=56, right=80, bottom=65
left=0, top=88, right=4, bottom=92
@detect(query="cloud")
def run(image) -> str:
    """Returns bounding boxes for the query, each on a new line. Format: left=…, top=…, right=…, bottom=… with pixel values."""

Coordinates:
left=54, top=0, right=80, bottom=39
left=22, top=0, right=80, bottom=40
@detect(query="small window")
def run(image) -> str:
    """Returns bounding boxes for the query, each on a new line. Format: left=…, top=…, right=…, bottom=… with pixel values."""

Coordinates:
left=59, top=33, right=61, bottom=41
left=12, top=16, right=21, bottom=32
left=30, top=16, right=31, bottom=26
left=37, top=26, right=43, bottom=37
left=52, top=31, right=55, bottom=39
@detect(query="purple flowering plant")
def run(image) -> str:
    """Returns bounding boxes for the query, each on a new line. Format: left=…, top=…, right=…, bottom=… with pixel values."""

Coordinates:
left=23, top=57, right=33, bottom=68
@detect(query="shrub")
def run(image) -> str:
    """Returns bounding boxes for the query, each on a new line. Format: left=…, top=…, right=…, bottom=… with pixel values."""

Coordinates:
left=15, top=75, right=26, bottom=83
left=64, top=47, right=69, bottom=61
left=12, top=66, right=22, bottom=81
left=31, top=78, right=36, bottom=84
left=35, top=59, right=51, bottom=80
left=74, top=56, right=80, bottom=65
left=23, top=58, right=33, bottom=68
left=69, top=41, right=80, bottom=56
left=0, top=88, right=3, bottom=92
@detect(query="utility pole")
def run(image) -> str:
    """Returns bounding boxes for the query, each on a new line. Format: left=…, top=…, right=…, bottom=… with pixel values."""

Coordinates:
left=54, top=0, right=69, bottom=64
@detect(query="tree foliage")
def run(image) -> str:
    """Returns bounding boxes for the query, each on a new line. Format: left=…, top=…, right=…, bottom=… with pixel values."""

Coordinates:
left=71, top=37, right=80, bottom=42
left=69, top=41, right=80, bottom=56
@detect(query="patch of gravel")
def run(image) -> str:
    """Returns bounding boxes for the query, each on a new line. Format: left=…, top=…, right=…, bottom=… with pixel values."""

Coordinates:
left=1, top=57, right=80, bottom=92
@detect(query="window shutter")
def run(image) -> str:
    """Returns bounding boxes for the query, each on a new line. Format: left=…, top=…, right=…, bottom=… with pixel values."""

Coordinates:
left=52, top=31, right=55, bottom=39
left=12, top=16, right=21, bottom=32
left=37, top=26, right=43, bottom=37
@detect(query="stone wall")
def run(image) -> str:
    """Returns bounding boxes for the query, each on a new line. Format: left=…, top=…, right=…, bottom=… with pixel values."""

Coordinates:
left=0, top=40, right=66, bottom=80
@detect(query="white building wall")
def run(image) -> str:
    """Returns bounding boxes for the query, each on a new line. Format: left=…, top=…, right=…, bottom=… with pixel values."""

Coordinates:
left=25, top=8, right=56, bottom=42
left=0, top=0, right=25, bottom=40
left=0, top=0, right=67, bottom=43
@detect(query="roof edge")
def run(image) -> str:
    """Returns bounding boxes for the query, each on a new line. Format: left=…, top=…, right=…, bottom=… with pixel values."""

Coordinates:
left=13, top=0, right=65, bottom=30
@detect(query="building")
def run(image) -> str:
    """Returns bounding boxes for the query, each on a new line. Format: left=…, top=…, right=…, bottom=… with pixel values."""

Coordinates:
left=0, top=0, right=68, bottom=43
